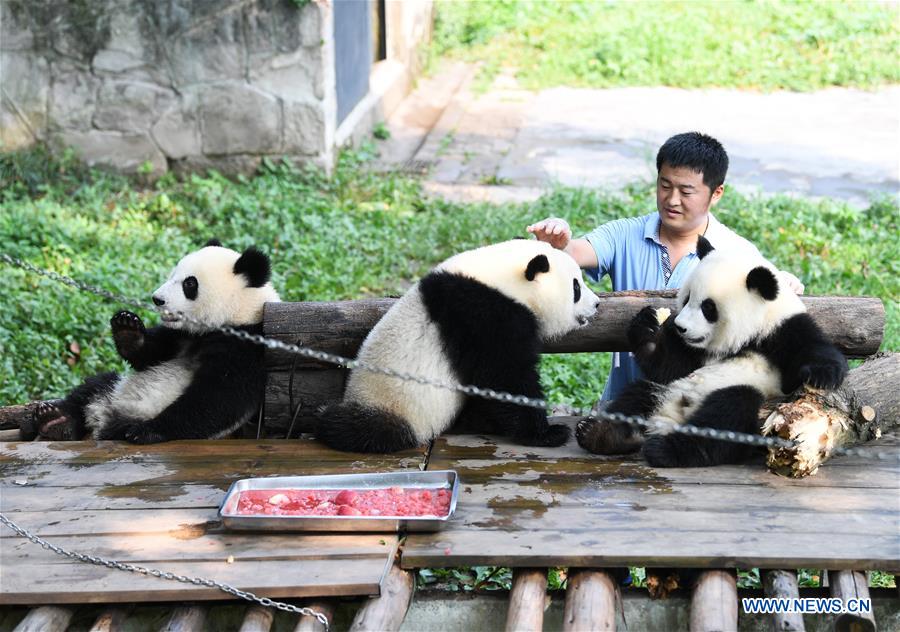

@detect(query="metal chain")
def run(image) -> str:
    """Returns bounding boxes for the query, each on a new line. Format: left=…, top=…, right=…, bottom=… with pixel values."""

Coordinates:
left=3, top=252, right=897, bottom=464
left=0, top=513, right=331, bottom=630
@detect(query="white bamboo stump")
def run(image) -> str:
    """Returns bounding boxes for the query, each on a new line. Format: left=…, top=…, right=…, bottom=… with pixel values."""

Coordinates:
left=89, top=606, right=130, bottom=632
left=830, top=570, right=876, bottom=632
left=764, top=570, right=805, bottom=631
left=563, top=569, right=617, bottom=631
left=13, top=606, right=75, bottom=632
left=161, top=605, right=207, bottom=632
left=506, top=568, right=548, bottom=632
left=294, top=601, right=336, bottom=632
left=349, top=564, right=414, bottom=631
left=239, top=604, right=275, bottom=632
left=689, top=570, right=738, bottom=632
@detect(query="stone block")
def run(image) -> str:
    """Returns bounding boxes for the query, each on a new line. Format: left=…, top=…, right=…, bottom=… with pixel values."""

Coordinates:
left=298, top=1, right=324, bottom=47
left=0, top=51, right=49, bottom=147
left=171, top=154, right=262, bottom=178
left=168, top=6, right=245, bottom=87
left=93, top=81, right=176, bottom=132
left=92, top=0, right=151, bottom=74
left=151, top=100, right=201, bottom=160
left=283, top=101, right=326, bottom=154
left=249, top=48, right=320, bottom=102
left=244, top=0, right=303, bottom=67
left=57, top=129, right=167, bottom=177
left=48, top=62, right=100, bottom=131
left=0, top=2, right=34, bottom=51
left=198, top=84, right=281, bottom=155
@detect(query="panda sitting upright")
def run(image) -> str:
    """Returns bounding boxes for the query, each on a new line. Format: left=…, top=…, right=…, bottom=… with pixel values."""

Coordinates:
left=27, top=240, right=281, bottom=444
left=316, top=239, right=601, bottom=453
left=576, top=235, right=848, bottom=467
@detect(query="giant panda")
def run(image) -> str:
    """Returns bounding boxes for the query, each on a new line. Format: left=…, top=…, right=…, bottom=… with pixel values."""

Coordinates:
left=25, top=240, right=281, bottom=444
left=315, top=239, right=601, bottom=453
left=576, top=235, right=848, bottom=467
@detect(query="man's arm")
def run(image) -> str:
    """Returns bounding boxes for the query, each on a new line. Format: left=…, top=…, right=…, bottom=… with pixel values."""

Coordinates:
left=526, top=218, right=599, bottom=269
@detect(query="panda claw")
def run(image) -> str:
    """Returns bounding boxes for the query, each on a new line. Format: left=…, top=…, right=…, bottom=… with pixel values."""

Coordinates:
left=28, top=401, right=75, bottom=441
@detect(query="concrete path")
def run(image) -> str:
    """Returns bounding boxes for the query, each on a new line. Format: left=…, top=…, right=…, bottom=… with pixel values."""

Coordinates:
left=376, top=64, right=900, bottom=208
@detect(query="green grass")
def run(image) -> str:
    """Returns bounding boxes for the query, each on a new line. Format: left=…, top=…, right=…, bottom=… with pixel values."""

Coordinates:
left=431, top=0, right=900, bottom=91
left=1, top=145, right=897, bottom=408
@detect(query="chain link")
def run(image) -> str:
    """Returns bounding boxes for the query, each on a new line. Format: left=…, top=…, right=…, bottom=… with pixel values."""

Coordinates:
left=0, top=513, right=331, bottom=629
left=3, top=252, right=897, bottom=464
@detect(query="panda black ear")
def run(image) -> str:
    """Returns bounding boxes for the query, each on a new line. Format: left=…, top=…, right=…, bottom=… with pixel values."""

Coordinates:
left=234, top=247, right=271, bottom=288
left=746, top=266, right=778, bottom=301
left=205, top=238, right=223, bottom=248
left=525, top=254, right=550, bottom=281
left=696, top=236, right=715, bottom=260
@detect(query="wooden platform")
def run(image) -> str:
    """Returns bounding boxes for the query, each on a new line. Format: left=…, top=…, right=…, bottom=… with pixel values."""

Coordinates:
left=0, top=439, right=427, bottom=605
left=2, top=422, right=898, bottom=609
left=403, top=419, right=900, bottom=571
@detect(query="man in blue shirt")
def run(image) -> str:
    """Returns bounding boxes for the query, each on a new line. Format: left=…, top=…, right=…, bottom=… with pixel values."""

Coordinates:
left=527, top=132, right=803, bottom=400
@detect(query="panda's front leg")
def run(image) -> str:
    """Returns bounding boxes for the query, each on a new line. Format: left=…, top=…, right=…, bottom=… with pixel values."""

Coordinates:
left=111, top=311, right=184, bottom=370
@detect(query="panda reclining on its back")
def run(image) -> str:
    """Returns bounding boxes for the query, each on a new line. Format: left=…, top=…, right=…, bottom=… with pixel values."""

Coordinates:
left=315, top=239, right=602, bottom=453
left=24, top=240, right=281, bottom=444
left=576, top=235, right=848, bottom=467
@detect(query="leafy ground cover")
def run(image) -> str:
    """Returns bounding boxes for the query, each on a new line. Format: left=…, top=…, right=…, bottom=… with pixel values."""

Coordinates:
left=1, top=144, right=896, bottom=590
left=431, top=0, right=900, bottom=91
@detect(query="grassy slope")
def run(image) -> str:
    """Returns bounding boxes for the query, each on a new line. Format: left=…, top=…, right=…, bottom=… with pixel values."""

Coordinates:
left=432, top=0, right=900, bottom=91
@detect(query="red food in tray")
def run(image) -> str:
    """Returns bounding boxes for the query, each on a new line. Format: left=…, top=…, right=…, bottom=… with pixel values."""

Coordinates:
left=235, top=486, right=452, bottom=518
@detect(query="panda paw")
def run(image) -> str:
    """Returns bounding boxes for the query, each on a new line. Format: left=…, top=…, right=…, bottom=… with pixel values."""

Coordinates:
left=799, top=361, right=847, bottom=390
left=642, top=436, right=681, bottom=467
left=111, top=311, right=145, bottom=359
left=627, top=306, right=662, bottom=349
left=96, top=418, right=167, bottom=443
left=576, top=418, right=643, bottom=455
left=29, top=401, right=77, bottom=441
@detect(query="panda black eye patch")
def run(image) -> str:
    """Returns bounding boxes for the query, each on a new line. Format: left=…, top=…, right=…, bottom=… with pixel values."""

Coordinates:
left=182, top=276, right=199, bottom=300
left=701, top=298, right=718, bottom=323
left=572, top=278, right=581, bottom=303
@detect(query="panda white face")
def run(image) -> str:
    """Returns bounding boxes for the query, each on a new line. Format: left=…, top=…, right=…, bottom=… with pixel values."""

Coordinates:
left=674, top=238, right=804, bottom=356
left=151, top=243, right=280, bottom=332
left=439, top=240, right=601, bottom=340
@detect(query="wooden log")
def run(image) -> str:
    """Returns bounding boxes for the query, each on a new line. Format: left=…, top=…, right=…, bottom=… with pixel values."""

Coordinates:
left=349, top=564, right=414, bottom=632
left=829, top=570, right=876, bottom=632
left=763, top=353, right=900, bottom=477
left=88, top=606, right=131, bottom=632
left=0, top=429, right=22, bottom=441
left=239, top=604, right=275, bottom=632
left=161, top=605, right=207, bottom=632
left=505, top=568, right=548, bottom=632
left=763, top=570, right=805, bottom=631
left=563, top=569, right=616, bottom=631
left=689, top=570, right=738, bottom=632
left=12, top=606, right=75, bottom=632
left=0, top=403, right=32, bottom=430
left=294, top=600, right=336, bottom=632
left=263, top=294, right=884, bottom=369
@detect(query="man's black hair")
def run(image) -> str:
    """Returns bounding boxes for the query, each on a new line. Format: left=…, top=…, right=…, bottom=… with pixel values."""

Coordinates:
left=656, top=132, right=729, bottom=191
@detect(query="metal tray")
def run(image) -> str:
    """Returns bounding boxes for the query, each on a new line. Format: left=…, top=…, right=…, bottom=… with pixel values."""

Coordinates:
left=218, top=470, right=459, bottom=532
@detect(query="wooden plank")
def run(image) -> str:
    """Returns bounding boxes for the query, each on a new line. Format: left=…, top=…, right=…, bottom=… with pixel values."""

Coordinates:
left=263, top=295, right=884, bottom=366
left=689, top=570, right=737, bottom=632
left=505, top=568, right=547, bottom=632
left=11, top=606, right=74, bottom=632
left=563, top=570, right=616, bottom=631
left=349, top=564, right=414, bottom=632
left=403, top=420, right=900, bottom=570
left=763, top=570, right=805, bottom=632
left=830, top=570, right=876, bottom=632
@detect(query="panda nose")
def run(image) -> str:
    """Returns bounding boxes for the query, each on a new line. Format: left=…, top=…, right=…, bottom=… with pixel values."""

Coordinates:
left=152, top=295, right=165, bottom=307
left=675, top=324, right=687, bottom=334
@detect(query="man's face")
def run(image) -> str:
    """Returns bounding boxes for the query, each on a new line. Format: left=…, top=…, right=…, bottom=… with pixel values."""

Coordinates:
left=656, top=164, right=723, bottom=235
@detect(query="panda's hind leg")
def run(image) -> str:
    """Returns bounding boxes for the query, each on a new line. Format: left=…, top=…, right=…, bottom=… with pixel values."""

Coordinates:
left=576, top=380, right=657, bottom=455
left=24, top=372, right=119, bottom=440
left=643, top=385, right=765, bottom=467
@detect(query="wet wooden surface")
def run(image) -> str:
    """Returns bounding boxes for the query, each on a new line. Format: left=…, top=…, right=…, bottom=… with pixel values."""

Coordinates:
left=402, top=419, right=900, bottom=570
left=0, top=439, right=427, bottom=605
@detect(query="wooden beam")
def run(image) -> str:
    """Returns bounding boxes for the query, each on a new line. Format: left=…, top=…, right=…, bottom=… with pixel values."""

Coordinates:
left=829, top=570, right=875, bottom=632
left=12, top=606, right=75, bottom=632
left=161, top=606, right=207, bottom=632
left=505, top=568, right=548, bottom=632
left=88, top=606, right=130, bottom=632
left=349, top=564, right=414, bottom=631
left=563, top=569, right=616, bottom=631
left=294, top=601, right=336, bottom=632
left=239, top=605, right=275, bottom=632
left=689, top=570, right=737, bottom=632
left=763, top=570, right=805, bottom=631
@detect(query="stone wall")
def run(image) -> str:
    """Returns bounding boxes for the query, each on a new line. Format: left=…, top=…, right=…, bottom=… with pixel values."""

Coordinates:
left=0, top=0, right=337, bottom=177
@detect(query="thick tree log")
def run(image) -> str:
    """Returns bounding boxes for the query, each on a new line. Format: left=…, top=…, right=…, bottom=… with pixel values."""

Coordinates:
left=263, top=294, right=884, bottom=369
left=88, top=606, right=131, bottom=632
left=763, top=353, right=900, bottom=477
left=763, top=570, right=805, bottom=631
left=12, top=606, right=75, bottom=632
left=0, top=404, right=34, bottom=432
left=689, top=570, right=738, bottom=632
left=239, top=604, right=275, bottom=632
left=294, top=601, right=336, bottom=632
left=829, top=570, right=876, bottom=632
left=563, top=569, right=617, bottom=631
left=161, top=606, right=207, bottom=632
left=505, top=568, right=549, bottom=632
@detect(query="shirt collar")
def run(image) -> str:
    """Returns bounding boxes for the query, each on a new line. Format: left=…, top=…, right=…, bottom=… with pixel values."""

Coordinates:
left=645, top=212, right=719, bottom=251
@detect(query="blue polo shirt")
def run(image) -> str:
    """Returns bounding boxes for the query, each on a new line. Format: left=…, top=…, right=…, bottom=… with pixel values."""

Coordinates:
left=583, top=212, right=760, bottom=400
